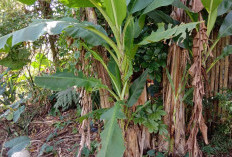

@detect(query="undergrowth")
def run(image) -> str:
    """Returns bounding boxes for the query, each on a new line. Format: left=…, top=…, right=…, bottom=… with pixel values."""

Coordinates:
left=200, top=124, right=232, bottom=155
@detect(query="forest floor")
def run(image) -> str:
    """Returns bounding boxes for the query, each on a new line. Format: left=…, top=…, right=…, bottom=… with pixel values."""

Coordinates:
left=0, top=105, right=232, bottom=157
left=0, top=105, right=99, bottom=157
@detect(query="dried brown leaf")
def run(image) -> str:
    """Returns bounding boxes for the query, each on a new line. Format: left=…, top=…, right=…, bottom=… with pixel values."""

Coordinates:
left=190, top=0, right=204, bottom=13
left=187, top=14, right=208, bottom=157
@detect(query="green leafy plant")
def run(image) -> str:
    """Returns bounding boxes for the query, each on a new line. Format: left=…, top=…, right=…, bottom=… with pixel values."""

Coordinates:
left=0, top=47, right=30, bottom=70
left=17, top=0, right=36, bottom=5
left=133, top=102, right=167, bottom=134
left=134, top=42, right=167, bottom=82
left=98, top=103, right=126, bottom=157
left=217, top=0, right=232, bottom=16
left=207, top=45, right=232, bottom=72
left=216, top=89, right=232, bottom=113
left=75, top=141, right=98, bottom=157
left=215, top=89, right=232, bottom=135
left=0, top=69, right=31, bottom=123
left=202, top=0, right=223, bottom=36
left=77, top=108, right=107, bottom=123
left=201, top=129, right=232, bottom=155
left=0, top=69, right=15, bottom=104
left=0, top=96, right=29, bottom=123
left=54, top=87, right=80, bottom=111
left=4, top=136, right=30, bottom=157
left=203, top=8, right=232, bottom=69
left=144, top=150, right=166, bottom=157
left=38, top=129, right=58, bottom=156
left=31, top=53, right=51, bottom=71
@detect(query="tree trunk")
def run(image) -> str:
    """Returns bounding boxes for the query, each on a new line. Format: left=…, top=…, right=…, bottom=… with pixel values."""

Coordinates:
left=85, top=8, right=152, bottom=156
left=126, top=2, right=189, bottom=155
left=77, top=50, right=93, bottom=157
left=38, top=0, right=59, bottom=65
left=160, top=45, right=187, bottom=156
left=75, top=9, right=93, bottom=157
left=85, top=8, right=113, bottom=108
left=159, top=2, right=187, bottom=156
left=206, top=33, right=232, bottom=130
left=124, top=86, right=156, bottom=157
left=76, top=8, right=115, bottom=156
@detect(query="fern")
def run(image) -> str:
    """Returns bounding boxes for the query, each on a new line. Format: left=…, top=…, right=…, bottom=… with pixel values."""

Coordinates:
left=54, top=88, right=79, bottom=111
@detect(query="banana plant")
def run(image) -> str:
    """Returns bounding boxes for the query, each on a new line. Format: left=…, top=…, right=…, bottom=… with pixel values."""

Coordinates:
left=202, top=0, right=223, bottom=36
left=200, top=0, right=232, bottom=71
left=0, top=0, right=201, bottom=156
left=175, top=0, right=232, bottom=72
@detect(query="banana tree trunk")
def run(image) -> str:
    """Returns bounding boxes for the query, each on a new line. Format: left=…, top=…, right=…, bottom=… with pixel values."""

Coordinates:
left=124, top=86, right=156, bottom=157
left=76, top=9, right=95, bottom=157
left=86, top=7, right=154, bottom=157
left=160, top=45, right=187, bottom=156
left=85, top=8, right=113, bottom=108
left=159, top=2, right=187, bottom=156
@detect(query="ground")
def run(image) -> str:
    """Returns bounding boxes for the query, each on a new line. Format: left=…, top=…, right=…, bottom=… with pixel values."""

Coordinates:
left=0, top=105, right=231, bottom=157
left=0, top=106, right=98, bottom=157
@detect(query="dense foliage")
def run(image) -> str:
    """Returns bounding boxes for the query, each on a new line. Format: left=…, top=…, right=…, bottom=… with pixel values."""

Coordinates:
left=0, top=0, right=232, bottom=157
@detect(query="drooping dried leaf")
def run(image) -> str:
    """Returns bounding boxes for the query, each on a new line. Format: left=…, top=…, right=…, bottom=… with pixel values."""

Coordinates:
left=187, top=14, right=208, bottom=157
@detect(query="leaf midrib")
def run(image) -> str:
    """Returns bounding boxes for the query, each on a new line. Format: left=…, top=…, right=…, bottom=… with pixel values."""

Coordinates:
left=102, top=105, right=118, bottom=157
left=207, top=0, right=214, bottom=35
left=37, top=76, right=99, bottom=84
left=110, top=0, right=119, bottom=27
